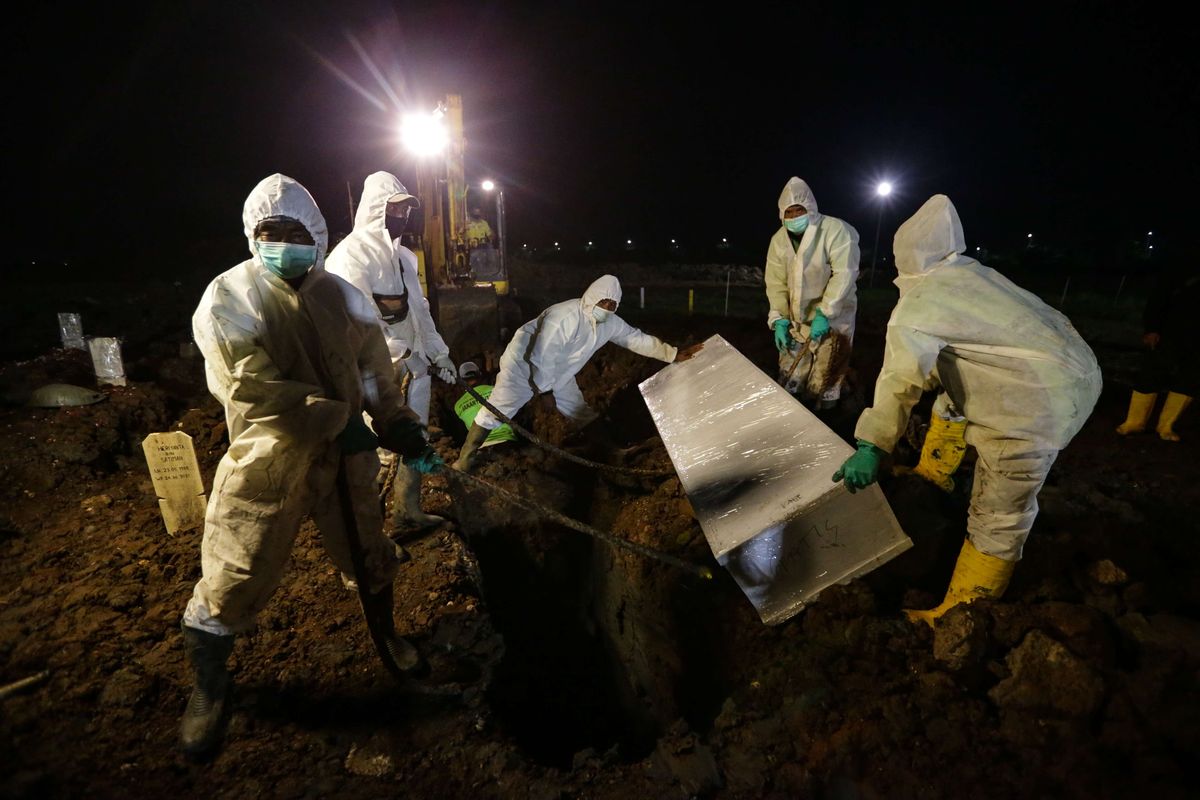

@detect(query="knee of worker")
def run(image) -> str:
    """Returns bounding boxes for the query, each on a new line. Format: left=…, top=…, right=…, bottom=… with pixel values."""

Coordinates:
left=474, top=376, right=532, bottom=430
left=966, top=467, right=1049, bottom=563
left=552, top=379, right=595, bottom=425
left=184, top=567, right=283, bottom=636
left=473, top=407, right=504, bottom=431
left=932, top=392, right=964, bottom=420
left=966, top=516, right=1033, bottom=562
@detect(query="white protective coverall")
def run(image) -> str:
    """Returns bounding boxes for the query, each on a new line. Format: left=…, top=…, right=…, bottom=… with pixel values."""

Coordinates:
left=474, top=275, right=677, bottom=429
left=855, top=195, right=1102, bottom=561
left=765, top=177, right=861, bottom=401
left=183, top=174, right=414, bottom=636
left=325, top=171, right=453, bottom=427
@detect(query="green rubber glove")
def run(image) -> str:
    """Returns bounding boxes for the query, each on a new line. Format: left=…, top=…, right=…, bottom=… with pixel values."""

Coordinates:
left=404, top=445, right=445, bottom=475
left=832, top=440, right=884, bottom=493
left=338, top=416, right=380, bottom=454
left=810, top=308, right=830, bottom=340
left=773, top=319, right=794, bottom=353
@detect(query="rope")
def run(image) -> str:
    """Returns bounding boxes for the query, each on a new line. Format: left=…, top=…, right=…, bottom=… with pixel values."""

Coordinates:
left=454, top=379, right=673, bottom=478
left=448, top=468, right=713, bottom=580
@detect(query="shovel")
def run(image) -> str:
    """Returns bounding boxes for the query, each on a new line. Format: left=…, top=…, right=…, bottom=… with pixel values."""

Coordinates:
left=335, top=455, right=425, bottom=682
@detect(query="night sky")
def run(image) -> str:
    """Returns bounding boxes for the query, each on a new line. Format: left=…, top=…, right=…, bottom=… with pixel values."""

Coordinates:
left=6, top=2, right=1194, bottom=276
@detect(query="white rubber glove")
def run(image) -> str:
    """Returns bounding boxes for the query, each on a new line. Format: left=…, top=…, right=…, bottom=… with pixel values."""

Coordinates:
left=433, top=354, right=457, bottom=384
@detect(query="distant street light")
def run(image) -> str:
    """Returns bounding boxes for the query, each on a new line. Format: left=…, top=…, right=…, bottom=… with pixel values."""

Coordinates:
left=481, top=179, right=495, bottom=192
left=869, top=181, right=895, bottom=286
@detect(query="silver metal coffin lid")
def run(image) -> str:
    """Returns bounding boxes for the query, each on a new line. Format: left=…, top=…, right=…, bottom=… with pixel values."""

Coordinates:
left=639, top=335, right=912, bottom=624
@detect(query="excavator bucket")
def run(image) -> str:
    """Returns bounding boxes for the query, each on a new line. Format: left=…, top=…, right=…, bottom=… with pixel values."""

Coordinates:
left=433, top=286, right=502, bottom=360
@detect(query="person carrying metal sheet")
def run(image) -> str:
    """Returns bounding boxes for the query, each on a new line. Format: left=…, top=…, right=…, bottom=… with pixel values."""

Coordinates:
left=181, top=174, right=440, bottom=756
left=326, top=171, right=457, bottom=529
left=454, top=275, right=702, bottom=471
left=833, top=195, right=1102, bottom=625
left=765, top=177, right=861, bottom=407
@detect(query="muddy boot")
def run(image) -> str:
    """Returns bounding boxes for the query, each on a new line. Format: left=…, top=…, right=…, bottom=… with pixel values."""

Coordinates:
left=179, top=624, right=235, bottom=758
left=360, top=582, right=425, bottom=677
left=390, top=466, right=444, bottom=530
left=453, top=423, right=489, bottom=472
left=904, top=540, right=1015, bottom=627
left=895, top=413, right=968, bottom=492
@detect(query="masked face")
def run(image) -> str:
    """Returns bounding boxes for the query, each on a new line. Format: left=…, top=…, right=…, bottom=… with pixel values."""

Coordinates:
left=255, top=241, right=318, bottom=279
left=784, top=215, right=809, bottom=235
left=253, top=218, right=318, bottom=279
left=592, top=298, right=618, bottom=322
left=385, top=208, right=409, bottom=240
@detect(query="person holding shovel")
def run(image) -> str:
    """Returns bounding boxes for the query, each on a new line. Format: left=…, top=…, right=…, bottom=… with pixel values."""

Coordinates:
left=180, top=174, right=440, bottom=758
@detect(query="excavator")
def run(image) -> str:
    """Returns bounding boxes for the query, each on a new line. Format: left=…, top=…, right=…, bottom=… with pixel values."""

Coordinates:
left=401, top=94, right=520, bottom=369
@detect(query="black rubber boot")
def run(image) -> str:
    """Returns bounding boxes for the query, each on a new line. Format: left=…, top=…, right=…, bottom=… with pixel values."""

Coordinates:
left=179, top=623, right=235, bottom=758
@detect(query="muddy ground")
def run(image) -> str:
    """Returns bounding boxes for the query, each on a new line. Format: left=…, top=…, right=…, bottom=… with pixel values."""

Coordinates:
left=1, top=274, right=1198, bottom=799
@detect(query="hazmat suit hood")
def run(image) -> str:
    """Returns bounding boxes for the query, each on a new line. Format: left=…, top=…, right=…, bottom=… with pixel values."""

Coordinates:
left=353, top=171, right=414, bottom=235
left=581, top=275, right=623, bottom=319
left=777, top=177, right=822, bottom=225
left=892, top=194, right=971, bottom=294
left=242, top=173, right=329, bottom=271
left=326, top=172, right=419, bottom=298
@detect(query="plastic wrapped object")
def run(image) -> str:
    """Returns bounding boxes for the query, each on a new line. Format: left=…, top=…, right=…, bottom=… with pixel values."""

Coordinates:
left=58, top=313, right=85, bottom=350
left=88, top=337, right=127, bottom=387
left=639, top=335, right=911, bottom=624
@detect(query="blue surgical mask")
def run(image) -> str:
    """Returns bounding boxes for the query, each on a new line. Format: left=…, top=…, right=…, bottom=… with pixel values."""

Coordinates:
left=256, top=241, right=317, bottom=279
left=592, top=306, right=612, bottom=323
left=784, top=215, right=809, bottom=235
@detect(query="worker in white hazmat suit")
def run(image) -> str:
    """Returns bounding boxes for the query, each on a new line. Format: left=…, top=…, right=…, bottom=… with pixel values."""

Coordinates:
left=765, top=178, right=861, bottom=407
left=326, top=172, right=456, bottom=530
left=454, top=275, right=703, bottom=471
left=180, top=174, right=442, bottom=757
left=832, top=194, right=1101, bottom=625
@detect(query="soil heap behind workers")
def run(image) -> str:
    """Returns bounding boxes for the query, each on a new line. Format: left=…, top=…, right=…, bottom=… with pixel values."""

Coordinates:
left=765, top=177, right=860, bottom=407
left=454, top=275, right=702, bottom=471
left=1114, top=260, right=1197, bottom=440
left=326, top=171, right=457, bottom=530
left=833, top=194, right=1102, bottom=625
left=180, top=174, right=440, bottom=757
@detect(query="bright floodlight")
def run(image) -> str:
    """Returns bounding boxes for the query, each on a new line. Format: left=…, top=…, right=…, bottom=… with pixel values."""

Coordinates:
left=400, top=112, right=448, bottom=157
left=876, top=181, right=893, bottom=197
left=626, top=239, right=632, bottom=244
left=1027, top=233, right=1033, bottom=238
left=481, top=179, right=496, bottom=192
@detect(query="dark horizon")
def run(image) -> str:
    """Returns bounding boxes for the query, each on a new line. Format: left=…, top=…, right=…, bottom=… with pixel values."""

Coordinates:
left=5, top=2, right=1194, bottom=277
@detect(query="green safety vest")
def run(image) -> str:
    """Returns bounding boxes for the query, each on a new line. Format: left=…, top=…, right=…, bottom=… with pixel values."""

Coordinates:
left=454, top=385, right=517, bottom=446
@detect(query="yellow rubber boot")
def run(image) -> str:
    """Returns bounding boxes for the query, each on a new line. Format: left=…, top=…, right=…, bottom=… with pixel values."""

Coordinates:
left=904, top=539, right=1016, bottom=627
left=1115, top=390, right=1158, bottom=435
left=1156, top=392, right=1193, bottom=442
left=902, top=414, right=968, bottom=492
